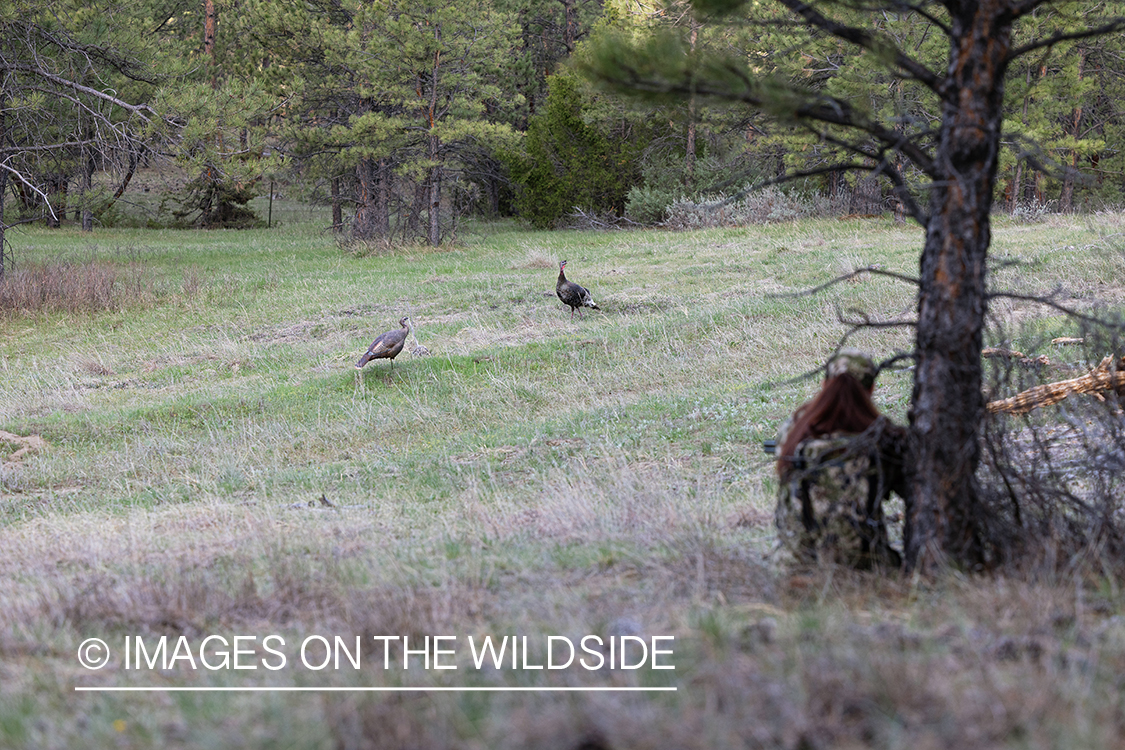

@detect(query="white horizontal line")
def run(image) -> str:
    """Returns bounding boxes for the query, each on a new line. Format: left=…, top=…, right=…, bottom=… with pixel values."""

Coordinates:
left=75, top=686, right=677, bottom=693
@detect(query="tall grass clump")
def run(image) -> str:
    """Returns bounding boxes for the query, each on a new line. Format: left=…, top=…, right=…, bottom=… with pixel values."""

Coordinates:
left=0, top=258, right=166, bottom=315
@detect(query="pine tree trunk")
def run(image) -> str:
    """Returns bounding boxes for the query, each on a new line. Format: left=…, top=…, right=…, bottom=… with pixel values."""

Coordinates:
left=82, top=142, right=95, bottom=232
left=352, top=158, right=378, bottom=240
left=407, top=181, right=426, bottom=236
left=684, top=19, right=699, bottom=191
left=1009, top=64, right=1035, bottom=213
left=1009, top=160, right=1022, bottom=213
left=1058, top=47, right=1086, bottom=213
left=204, top=0, right=217, bottom=85
left=46, top=174, right=65, bottom=228
left=428, top=162, right=442, bottom=246
left=0, top=94, right=6, bottom=281
left=331, top=176, right=342, bottom=232
left=376, top=158, right=390, bottom=237
left=560, top=0, right=577, bottom=54
left=0, top=170, right=5, bottom=280
left=906, top=0, right=1013, bottom=572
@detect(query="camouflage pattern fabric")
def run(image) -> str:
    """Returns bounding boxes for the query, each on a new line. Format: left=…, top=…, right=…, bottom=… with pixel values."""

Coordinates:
left=775, top=418, right=906, bottom=569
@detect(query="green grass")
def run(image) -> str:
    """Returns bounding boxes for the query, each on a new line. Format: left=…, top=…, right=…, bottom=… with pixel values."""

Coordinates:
left=1, top=207, right=1124, bottom=748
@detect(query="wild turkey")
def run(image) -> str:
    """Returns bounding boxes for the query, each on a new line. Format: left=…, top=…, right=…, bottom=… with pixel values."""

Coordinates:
left=556, top=260, right=600, bottom=319
left=356, top=317, right=412, bottom=371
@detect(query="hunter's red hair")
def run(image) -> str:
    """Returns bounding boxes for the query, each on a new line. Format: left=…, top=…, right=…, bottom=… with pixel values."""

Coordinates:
left=777, top=374, right=881, bottom=474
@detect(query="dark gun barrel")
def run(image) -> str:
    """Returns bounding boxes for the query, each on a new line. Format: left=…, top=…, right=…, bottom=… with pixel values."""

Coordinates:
left=762, top=439, right=777, bottom=455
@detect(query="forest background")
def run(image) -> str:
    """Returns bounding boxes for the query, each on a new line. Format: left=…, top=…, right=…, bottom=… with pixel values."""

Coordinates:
left=3, top=0, right=1123, bottom=245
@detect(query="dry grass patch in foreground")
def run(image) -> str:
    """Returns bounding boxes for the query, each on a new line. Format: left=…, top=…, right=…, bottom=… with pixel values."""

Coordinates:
left=1, top=489, right=1123, bottom=749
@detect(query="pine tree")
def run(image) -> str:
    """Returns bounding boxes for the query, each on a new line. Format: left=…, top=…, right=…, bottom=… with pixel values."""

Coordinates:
left=239, top=0, right=522, bottom=244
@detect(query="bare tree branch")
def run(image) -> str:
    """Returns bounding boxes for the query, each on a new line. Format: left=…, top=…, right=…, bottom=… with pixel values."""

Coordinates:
left=6, top=63, right=157, bottom=120
left=0, top=161, right=58, bottom=221
left=775, top=0, right=947, bottom=97
left=770, top=265, right=921, bottom=300
left=1009, top=18, right=1125, bottom=59
left=987, top=288, right=1125, bottom=329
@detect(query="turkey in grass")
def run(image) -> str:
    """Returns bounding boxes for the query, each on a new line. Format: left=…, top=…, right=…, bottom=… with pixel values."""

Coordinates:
left=556, top=260, right=600, bottom=319
left=356, top=316, right=412, bottom=371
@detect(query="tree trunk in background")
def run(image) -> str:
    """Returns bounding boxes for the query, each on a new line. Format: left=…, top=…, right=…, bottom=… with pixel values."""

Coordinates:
left=46, top=174, right=65, bottom=228
left=0, top=93, right=6, bottom=280
left=425, top=38, right=443, bottom=246
left=375, top=158, right=390, bottom=238
left=559, top=0, right=578, bottom=54
left=331, top=176, right=342, bottom=232
left=684, top=18, right=699, bottom=190
left=81, top=137, right=95, bottom=231
left=1009, top=160, right=1022, bottom=213
left=0, top=170, right=6, bottom=280
left=204, top=0, right=217, bottom=85
left=1058, top=47, right=1086, bottom=213
left=427, top=158, right=442, bottom=246
left=407, top=181, right=426, bottom=236
left=906, top=0, right=1012, bottom=572
left=352, top=158, right=378, bottom=239
left=352, top=158, right=391, bottom=240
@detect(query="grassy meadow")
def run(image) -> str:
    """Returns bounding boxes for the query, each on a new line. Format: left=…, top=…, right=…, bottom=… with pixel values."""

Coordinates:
left=2, top=203, right=1125, bottom=749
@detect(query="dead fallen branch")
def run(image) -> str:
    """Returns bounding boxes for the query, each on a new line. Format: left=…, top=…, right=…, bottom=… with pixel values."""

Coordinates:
left=986, top=355, right=1125, bottom=415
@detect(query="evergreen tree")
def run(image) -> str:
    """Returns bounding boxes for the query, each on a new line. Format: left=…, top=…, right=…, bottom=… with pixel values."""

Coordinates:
left=151, top=0, right=280, bottom=227
left=513, top=72, right=644, bottom=227
left=240, top=0, right=522, bottom=244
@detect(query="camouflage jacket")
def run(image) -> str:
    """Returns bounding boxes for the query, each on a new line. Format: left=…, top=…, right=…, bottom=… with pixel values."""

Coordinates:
left=775, top=417, right=908, bottom=569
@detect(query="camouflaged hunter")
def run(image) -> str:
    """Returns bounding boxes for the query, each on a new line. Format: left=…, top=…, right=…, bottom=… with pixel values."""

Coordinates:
left=774, top=350, right=909, bottom=569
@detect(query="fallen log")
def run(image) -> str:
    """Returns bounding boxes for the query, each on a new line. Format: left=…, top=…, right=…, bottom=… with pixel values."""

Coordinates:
left=986, top=355, right=1125, bottom=415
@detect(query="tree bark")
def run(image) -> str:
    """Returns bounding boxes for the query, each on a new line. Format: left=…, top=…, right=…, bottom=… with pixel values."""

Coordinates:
left=407, top=181, right=426, bottom=236
left=906, top=0, right=1013, bottom=572
left=352, top=158, right=377, bottom=239
left=425, top=38, right=443, bottom=246
left=0, top=92, right=6, bottom=281
left=1008, top=63, right=1034, bottom=213
left=0, top=170, right=6, bottom=280
left=559, top=0, right=578, bottom=54
left=684, top=18, right=699, bottom=190
left=82, top=134, right=95, bottom=232
left=427, top=150, right=442, bottom=246
left=46, top=174, right=66, bottom=228
left=375, top=158, right=390, bottom=238
left=352, top=157, right=391, bottom=240
left=204, top=0, right=217, bottom=86
left=331, top=176, right=343, bottom=232
left=1058, top=47, right=1086, bottom=213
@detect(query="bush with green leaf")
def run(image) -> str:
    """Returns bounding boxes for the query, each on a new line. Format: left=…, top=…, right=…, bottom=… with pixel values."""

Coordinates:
left=511, top=73, right=642, bottom=229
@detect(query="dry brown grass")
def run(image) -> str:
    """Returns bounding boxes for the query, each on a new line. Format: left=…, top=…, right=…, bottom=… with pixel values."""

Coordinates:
left=0, top=258, right=170, bottom=315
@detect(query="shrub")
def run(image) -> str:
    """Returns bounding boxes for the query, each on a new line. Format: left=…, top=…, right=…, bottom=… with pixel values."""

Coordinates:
left=662, top=186, right=845, bottom=229
left=511, top=74, right=642, bottom=229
